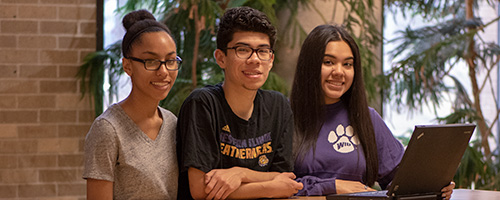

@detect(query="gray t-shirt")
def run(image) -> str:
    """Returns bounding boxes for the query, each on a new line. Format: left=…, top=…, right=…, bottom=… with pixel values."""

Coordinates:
left=83, top=103, right=178, bottom=199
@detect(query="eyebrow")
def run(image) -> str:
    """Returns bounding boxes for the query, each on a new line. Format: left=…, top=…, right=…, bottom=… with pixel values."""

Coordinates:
left=233, top=42, right=271, bottom=48
left=324, top=54, right=354, bottom=60
left=142, top=51, right=176, bottom=57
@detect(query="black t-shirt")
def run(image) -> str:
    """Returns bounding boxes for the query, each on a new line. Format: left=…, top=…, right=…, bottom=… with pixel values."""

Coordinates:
left=176, top=83, right=293, bottom=199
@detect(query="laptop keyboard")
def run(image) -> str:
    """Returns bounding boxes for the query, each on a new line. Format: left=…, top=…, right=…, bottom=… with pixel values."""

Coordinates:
left=349, top=190, right=388, bottom=196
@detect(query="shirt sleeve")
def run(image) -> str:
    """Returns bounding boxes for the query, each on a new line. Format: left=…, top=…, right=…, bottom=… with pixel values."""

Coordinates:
left=83, top=118, right=118, bottom=182
left=177, top=91, right=220, bottom=173
left=269, top=95, right=294, bottom=172
left=295, top=175, right=337, bottom=196
left=369, top=108, right=404, bottom=189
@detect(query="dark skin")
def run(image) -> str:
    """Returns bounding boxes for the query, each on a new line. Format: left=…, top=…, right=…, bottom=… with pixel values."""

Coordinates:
left=86, top=31, right=179, bottom=199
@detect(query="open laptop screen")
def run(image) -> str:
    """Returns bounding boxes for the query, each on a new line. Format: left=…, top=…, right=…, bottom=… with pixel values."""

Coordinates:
left=326, top=124, right=475, bottom=200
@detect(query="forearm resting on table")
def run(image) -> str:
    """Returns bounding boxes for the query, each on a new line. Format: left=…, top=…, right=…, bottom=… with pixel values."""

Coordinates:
left=188, top=167, right=296, bottom=199
left=210, top=166, right=280, bottom=182
left=226, top=181, right=294, bottom=199
left=229, top=172, right=303, bottom=198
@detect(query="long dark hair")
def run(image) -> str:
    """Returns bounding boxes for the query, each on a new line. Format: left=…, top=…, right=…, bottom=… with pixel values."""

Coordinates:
left=290, top=24, right=378, bottom=186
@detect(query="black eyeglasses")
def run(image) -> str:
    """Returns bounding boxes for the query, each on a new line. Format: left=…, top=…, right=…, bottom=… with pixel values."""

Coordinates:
left=226, top=46, right=274, bottom=61
left=127, top=56, right=182, bottom=71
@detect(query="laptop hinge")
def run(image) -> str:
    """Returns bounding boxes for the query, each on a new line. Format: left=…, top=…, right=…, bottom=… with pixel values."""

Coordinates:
left=392, top=193, right=441, bottom=200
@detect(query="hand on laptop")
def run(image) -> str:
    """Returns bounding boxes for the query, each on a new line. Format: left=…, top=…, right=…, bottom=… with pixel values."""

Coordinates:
left=441, top=181, right=455, bottom=200
left=335, top=179, right=376, bottom=194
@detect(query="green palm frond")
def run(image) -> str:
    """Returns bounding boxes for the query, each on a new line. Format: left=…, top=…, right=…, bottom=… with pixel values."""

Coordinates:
left=454, top=143, right=489, bottom=188
left=78, top=0, right=322, bottom=117
left=385, top=0, right=467, bottom=20
left=383, top=16, right=480, bottom=111
left=159, top=81, right=194, bottom=115
left=385, top=0, right=500, bottom=190
left=262, top=71, right=289, bottom=96
left=77, top=40, right=123, bottom=116
left=340, top=0, right=382, bottom=104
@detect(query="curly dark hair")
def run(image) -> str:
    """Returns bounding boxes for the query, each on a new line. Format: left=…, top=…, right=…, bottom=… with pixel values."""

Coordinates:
left=121, top=9, right=173, bottom=58
left=216, top=6, right=276, bottom=53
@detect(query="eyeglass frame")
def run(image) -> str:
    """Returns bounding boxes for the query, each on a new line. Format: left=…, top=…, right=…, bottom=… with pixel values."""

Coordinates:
left=225, top=46, right=274, bottom=61
left=127, top=56, right=183, bottom=71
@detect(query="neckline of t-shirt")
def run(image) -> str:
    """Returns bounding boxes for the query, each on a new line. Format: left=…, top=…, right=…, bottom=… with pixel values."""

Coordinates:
left=217, top=84, right=260, bottom=124
left=114, top=103, right=165, bottom=143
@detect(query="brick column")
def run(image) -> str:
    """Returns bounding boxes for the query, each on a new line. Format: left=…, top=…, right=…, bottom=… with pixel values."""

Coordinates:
left=0, top=0, right=96, bottom=199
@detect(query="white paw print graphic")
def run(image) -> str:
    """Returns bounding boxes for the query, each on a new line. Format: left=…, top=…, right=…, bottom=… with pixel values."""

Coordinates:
left=328, top=124, right=359, bottom=153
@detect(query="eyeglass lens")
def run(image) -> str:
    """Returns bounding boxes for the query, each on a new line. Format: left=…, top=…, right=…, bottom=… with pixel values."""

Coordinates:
left=144, top=60, right=180, bottom=70
left=233, top=46, right=273, bottom=61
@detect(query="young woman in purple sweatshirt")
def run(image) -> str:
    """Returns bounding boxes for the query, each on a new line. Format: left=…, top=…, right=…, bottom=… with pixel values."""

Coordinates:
left=289, top=24, right=455, bottom=199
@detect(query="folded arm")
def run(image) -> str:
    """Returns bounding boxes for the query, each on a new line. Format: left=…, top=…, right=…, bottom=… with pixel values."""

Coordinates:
left=189, top=167, right=302, bottom=199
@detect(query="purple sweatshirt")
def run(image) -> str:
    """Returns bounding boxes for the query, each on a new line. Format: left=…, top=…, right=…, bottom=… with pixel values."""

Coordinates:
left=294, top=101, right=404, bottom=195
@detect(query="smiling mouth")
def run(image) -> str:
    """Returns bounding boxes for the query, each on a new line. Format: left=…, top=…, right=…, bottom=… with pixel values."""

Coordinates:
left=326, top=80, right=343, bottom=86
left=151, top=81, right=170, bottom=86
left=243, top=71, right=262, bottom=75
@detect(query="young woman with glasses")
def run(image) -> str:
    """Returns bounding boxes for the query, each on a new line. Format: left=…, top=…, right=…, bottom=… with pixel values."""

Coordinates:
left=83, top=9, right=180, bottom=199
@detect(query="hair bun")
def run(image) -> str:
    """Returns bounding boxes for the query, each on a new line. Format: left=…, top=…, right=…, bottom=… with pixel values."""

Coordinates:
left=122, top=9, right=157, bottom=31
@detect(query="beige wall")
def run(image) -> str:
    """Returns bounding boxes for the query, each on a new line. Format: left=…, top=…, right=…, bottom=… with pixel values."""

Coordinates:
left=274, top=0, right=384, bottom=110
left=0, top=0, right=96, bottom=199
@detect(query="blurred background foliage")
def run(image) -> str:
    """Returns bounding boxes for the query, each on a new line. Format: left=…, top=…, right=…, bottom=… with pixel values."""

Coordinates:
left=78, top=0, right=306, bottom=116
left=384, top=0, right=500, bottom=190
left=77, top=0, right=500, bottom=190
left=78, top=0, right=382, bottom=116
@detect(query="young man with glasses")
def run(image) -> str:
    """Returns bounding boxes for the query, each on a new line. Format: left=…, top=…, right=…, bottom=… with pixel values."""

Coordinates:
left=177, top=6, right=303, bottom=200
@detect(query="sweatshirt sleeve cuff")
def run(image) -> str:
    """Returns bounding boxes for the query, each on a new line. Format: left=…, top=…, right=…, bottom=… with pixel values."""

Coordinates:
left=296, top=176, right=337, bottom=196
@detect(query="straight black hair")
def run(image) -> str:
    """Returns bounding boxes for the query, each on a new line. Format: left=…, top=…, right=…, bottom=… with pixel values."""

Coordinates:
left=290, top=24, right=378, bottom=186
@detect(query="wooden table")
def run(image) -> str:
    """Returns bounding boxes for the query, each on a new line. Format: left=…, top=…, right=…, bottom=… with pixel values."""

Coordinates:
left=286, top=189, right=500, bottom=200
left=450, top=189, right=500, bottom=200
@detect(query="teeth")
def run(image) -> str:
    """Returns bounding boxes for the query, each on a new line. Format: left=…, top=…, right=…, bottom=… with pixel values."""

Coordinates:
left=152, top=82, right=169, bottom=86
left=327, top=81, right=342, bottom=86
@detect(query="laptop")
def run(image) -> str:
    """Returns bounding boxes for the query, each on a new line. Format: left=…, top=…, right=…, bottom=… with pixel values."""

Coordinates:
left=326, top=124, right=476, bottom=200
